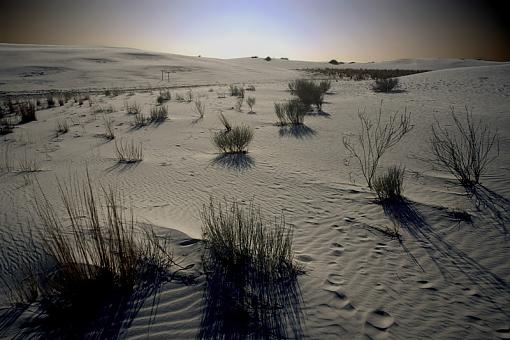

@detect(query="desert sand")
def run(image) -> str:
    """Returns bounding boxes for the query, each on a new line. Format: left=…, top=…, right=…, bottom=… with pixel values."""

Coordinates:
left=1, top=44, right=509, bottom=339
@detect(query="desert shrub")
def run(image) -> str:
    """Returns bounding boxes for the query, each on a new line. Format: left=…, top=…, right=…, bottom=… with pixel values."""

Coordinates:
left=46, top=96, right=55, bottom=108
left=185, top=89, right=193, bottom=102
left=229, top=85, right=244, bottom=97
left=373, top=166, right=405, bottom=202
left=132, top=113, right=149, bottom=127
left=245, top=85, right=256, bottom=91
left=103, top=116, right=115, bottom=140
left=274, top=99, right=306, bottom=126
left=343, top=104, right=413, bottom=188
left=175, top=93, right=185, bottom=102
left=157, top=90, right=171, bottom=104
left=264, top=56, right=271, bottom=61
left=150, top=105, right=168, bottom=122
left=234, top=97, right=244, bottom=112
left=430, top=107, right=499, bottom=186
left=58, top=98, right=65, bottom=106
left=124, top=101, right=142, bottom=115
left=218, top=113, right=232, bottom=132
left=288, top=79, right=323, bottom=111
left=192, top=98, right=206, bottom=121
left=319, top=80, right=332, bottom=94
left=372, top=78, right=400, bottom=93
left=104, top=89, right=112, bottom=96
left=246, top=96, right=256, bottom=112
left=302, top=67, right=427, bottom=80
left=0, top=118, right=14, bottom=135
left=329, top=59, right=340, bottom=65
left=55, top=119, right=69, bottom=135
left=251, top=56, right=258, bottom=58
left=201, top=198, right=298, bottom=278
left=213, top=125, right=253, bottom=154
left=18, top=102, right=37, bottom=124
left=93, top=104, right=116, bottom=114
left=115, top=139, right=143, bottom=163
left=17, top=149, right=40, bottom=172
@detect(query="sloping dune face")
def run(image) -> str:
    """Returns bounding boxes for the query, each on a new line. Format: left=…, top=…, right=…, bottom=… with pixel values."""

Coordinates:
left=0, top=44, right=509, bottom=339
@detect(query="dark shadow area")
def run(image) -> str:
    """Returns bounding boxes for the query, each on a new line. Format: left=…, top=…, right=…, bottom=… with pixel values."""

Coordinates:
left=278, top=125, right=316, bottom=139
left=211, top=153, right=254, bottom=171
left=307, top=110, right=331, bottom=118
left=104, top=160, right=141, bottom=173
left=382, top=199, right=510, bottom=315
left=466, top=185, right=510, bottom=235
left=198, top=258, right=304, bottom=339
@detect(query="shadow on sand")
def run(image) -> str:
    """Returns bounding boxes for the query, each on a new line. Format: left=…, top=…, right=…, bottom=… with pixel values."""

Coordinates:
left=211, top=153, right=255, bottom=171
left=198, top=257, right=304, bottom=339
left=382, top=199, right=510, bottom=315
left=278, top=125, right=316, bottom=139
left=466, top=185, right=510, bottom=235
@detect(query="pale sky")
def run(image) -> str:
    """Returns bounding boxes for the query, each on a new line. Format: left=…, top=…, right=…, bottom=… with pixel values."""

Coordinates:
left=1, top=0, right=508, bottom=61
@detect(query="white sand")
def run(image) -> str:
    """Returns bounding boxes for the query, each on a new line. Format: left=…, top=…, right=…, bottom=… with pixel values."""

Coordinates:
left=1, top=44, right=510, bottom=339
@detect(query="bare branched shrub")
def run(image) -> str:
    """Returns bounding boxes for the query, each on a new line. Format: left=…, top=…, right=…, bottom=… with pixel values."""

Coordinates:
left=274, top=99, right=306, bottom=126
left=430, top=107, right=499, bottom=186
left=193, top=99, right=206, bottom=120
left=103, top=116, right=115, bottom=140
left=343, top=104, right=413, bottom=188
left=201, top=198, right=299, bottom=278
left=115, top=139, right=143, bottom=163
left=246, top=96, right=256, bottom=112
left=213, top=125, right=253, bottom=154
left=373, top=166, right=405, bottom=202
left=372, top=78, right=400, bottom=93
left=124, top=101, right=142, bottom=115
left=150, top=105, right=168, bottom=122
left=55, top=119, right=69, bottom=135
left=218, top=112, right=232, bottom=132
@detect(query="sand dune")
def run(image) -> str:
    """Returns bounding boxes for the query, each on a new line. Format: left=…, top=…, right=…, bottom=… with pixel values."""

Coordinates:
left=0, top=44, right=509, bottom=339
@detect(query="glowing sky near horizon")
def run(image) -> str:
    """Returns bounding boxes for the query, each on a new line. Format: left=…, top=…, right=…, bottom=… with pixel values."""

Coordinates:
left=1, top=0, right=509, bottom=61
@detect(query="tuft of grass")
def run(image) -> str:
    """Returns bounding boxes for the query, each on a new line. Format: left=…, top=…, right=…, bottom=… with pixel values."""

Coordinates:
left=55, top=119, right=69, bottom=135
left=157, top=90, right=171, bottom=104
left=201, top=198, right=298, bottom=278
left=234, top=97, right=244, bottom=112
left=17, top=149, right=41, bottom=173
left=229, top=85, right=245, bottom=98
left=18, top=102, right=37, bottom=124
left=185, top=89, right=193, bottom=103
left=192, top=99, right=206, bottom=122
left=371, top=78, right=400, bottom=93
left=132, top=113, right=149, bottom=128
left=373, top=166, right=405, bottom=202
left=150, top=105, right=168, bottom=122
left=103, top=116, right=115, bottom=140
left=46, top=96, right=55, bottom=108
left=274, top=99, right=306, bottom=126
left=246, top=96, right=256, bottom=113
left=213, top=125, right=253, bottom=154
left=124, top=101, right=142, bottom=115
left=115, top=139, right=143, bottom=163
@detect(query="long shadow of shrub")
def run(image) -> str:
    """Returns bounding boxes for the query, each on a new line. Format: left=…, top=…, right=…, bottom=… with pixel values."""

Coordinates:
left=278, top=125, right=316, bottom=139
left=211, top=153, right=254, bottom=171
left=466, top=185, right=510, bottom=235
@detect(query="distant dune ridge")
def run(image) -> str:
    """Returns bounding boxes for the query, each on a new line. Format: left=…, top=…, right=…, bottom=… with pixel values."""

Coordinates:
left=0, top=44, right=509, bottom=339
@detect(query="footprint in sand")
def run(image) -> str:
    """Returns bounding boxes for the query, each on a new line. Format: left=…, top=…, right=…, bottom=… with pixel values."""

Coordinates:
left=366, top=309, right=395, bottom=330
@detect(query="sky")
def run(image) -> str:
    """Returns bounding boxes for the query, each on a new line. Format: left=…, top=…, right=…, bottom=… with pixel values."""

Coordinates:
left=0, top=0, right=509, bottom=62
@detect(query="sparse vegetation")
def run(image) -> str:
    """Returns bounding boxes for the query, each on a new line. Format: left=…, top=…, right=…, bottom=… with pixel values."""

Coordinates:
left=157, top=90, right=171, bottom=104
left=150, top=105, right=168, bottom=122
left=234, top=97, right=244, bottom=112
left=343, top=104, right=413, bottom=188
left=229, top=85, right=244, bottom=97
left=264, top=56, right=272, bottom=61
left=115, top=139, right=143, bottom=163
left=329, top=59, right=341, bottom=65
left=201, top=198, right=298, bottom=279
left=288, top=79, right=328, bottom=112
left=132, top=113, right=149, bottom=127
left=18, top=102, right=37, bottom=124
left=302, top=68, right=428, bottom=80
left=103, top=116, right=115, bottom=140
left=430, top=107, right=499, bottom=186
left=0, top=117, right=14, bottom=135
left=372, top=78, right=400, bottom=93
left=55, top=119, right=69, bottom=135
left=213, top=124, right=253, bottom=154
left=373, top=166, right=405, bottom=202
left=17, top=149, right=41, bottom=172
left=193, top=98, right=206, bottom=121
left=245, top=85, right=256, bottom=91
left=124, top=101, right=142, bottom=115
left=246, top=96, right=256, bottom=113
left=274, top=99, right=307, bottom=126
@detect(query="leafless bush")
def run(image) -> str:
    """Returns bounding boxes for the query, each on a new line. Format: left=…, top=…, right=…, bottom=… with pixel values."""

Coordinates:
left=157, top=90, right=171, bottom=104
left=115, top=139, right=143, bottom=163
left=343, top=103, right=412, bottom=188
left=430, top=107, right=499, bottom=186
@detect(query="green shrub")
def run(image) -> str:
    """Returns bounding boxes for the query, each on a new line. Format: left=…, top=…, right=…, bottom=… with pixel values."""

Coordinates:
left=274, top=99, right=306, bottom=126
left=373, top=166, right=405, bottom=202
left=213, top=125, right=253, bottom=154
left=371, top=78, right=400, bottom=92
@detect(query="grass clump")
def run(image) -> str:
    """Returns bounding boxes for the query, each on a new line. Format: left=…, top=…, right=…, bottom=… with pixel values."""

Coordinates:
left=115, top=139, right=143, bottom=163
left=229, top=85, right=244, bottom=97
left=372, top=78, right=400, bottom=93
left=193, top=99, right=206, bottom=121
left=213, top=124, right=253, bottom=154
left=246, top=96, right=256, bottom=113
left=103, top=116, right=115, bottom=140
left=201, top=198, right=298, bottom=278
left=18, top=102, right=37, bottom=124
left=157, top=90, right=171, bottom=104
left=373, top=166, right=405, bottom=202
left=132, top=113, right=149, bottom=127
left=150, top=105, right=168, bottom=122
left=55, top=119, right=69, bottom=135
left=234, top=97, right=244, bottom=112
left=274, top=99, right=306, bottom=126
left=124, top=101, right=142, bottom=115
left=430, top=107, right=499, bottom=187
left=46, top=96, right=55, bottom=108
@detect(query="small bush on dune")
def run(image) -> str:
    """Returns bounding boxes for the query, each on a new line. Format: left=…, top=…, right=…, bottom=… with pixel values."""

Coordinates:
left=229, top=85, right=244, bottom=97
left=201, top=198, right=298, bottom=278
left=55, top=119, right=69, bottom=135
left=115, top=139, right=143, bottom=163
left=372, top=78, right=400, bottom=93
left=234, top=97, right=244, bottom=112
left=0, top=118, right=14, bottom=135
left=150, top=105, right=168, bottom=122
left=132, top=113, right=149, bottom=127
left=430, top=107, right=499, bottom=186
left=319, top=80, right=332, bottom=94
left=46, top=96, right=55, bottom=108
left=264, top=56, right=272, bottom=61
left=213, top=125, right=253, bottom=154
left=193, top=99, right=206, bottom=121
left=329, top=59, right=340, bottom=65
left=288, top=79, right=327, bottom=112
left=18, top=102, right=37, bottom=124
left=246, top=96, right=256, bottom=112
left=274, top=99, right=306, bottom=126
left=373, top=166, right=405, bottom=202
left=157, top=90, right=171, bottom=104
left=58, top=98, right=65, bottom=106
left=103, top=116, right=115, bottom=140
left=245, top=85, right=256, bottom=91
left=185, top=89, right=193, bottom=103
left=124, top=101, right=142, bottom=115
